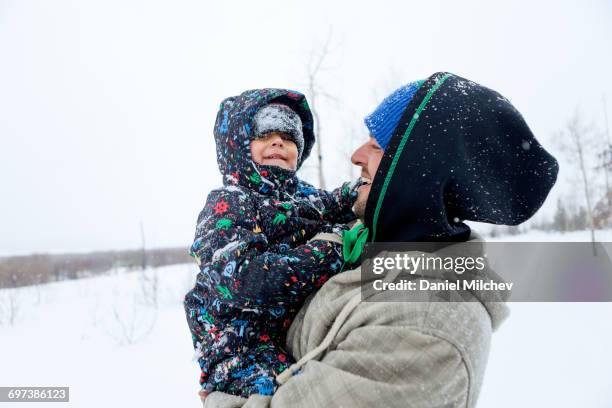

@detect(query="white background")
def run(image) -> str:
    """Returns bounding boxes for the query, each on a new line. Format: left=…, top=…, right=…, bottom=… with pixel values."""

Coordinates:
left=1, top=0, right=612, bottom=254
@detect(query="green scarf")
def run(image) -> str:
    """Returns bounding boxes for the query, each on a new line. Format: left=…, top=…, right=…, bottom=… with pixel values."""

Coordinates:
left=341, top=223, right=369, bottom=269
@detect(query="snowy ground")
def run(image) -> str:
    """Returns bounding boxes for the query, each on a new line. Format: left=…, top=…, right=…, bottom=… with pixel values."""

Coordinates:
left=481, top=229, right=612, bottom=407
left=0, top=264, right=203, bottom=408
left=1, top=229, right=611, bottom=407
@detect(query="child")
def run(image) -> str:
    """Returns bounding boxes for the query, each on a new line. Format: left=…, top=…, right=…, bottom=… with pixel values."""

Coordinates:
left=183, top=89, right=361, bottom=399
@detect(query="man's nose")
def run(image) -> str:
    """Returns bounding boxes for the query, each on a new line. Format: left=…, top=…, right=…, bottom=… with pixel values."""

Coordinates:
left=351, top=144, right=367, bottom=167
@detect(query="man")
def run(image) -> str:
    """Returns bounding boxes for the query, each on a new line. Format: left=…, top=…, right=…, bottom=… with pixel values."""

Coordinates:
left=202, top=72, right=558, bottom=407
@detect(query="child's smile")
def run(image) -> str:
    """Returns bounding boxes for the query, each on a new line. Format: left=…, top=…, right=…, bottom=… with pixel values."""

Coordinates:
left=250, top=131, right=298, bottom=171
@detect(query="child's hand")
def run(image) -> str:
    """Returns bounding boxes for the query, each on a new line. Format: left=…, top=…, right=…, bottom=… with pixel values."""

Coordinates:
left=260, top=207, right=324, bottom=242
left=268, top=217, right=329, bottom=248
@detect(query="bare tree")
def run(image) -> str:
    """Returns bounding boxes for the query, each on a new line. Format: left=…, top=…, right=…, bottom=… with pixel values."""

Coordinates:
left=139, top=221, right=147, bottom=270
left=136, top=220, right=159, bottom=309
left=304, top=28, right=341, bottom=189
left=0, top=288, right=21, bottom=326
left=139, top=268, right=159, bottom=310
left=557, top=110, right=598, bottom=252
left=103, top=287, right=157, bottom=345
left=599, top=93, right=612, bottom=207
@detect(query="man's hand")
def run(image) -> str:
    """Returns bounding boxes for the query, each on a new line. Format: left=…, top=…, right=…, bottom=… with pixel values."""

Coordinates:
left=199, top=389, right=209, bottom=403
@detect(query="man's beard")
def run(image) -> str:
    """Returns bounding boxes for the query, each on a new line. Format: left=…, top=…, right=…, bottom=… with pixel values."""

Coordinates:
left=353, top=195, right=367, bottom=220
left=353, top=177, right=371, bottom=220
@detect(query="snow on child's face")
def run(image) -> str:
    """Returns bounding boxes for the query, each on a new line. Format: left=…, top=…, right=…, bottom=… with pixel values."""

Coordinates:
left=250, top=132, right=298, bottom=171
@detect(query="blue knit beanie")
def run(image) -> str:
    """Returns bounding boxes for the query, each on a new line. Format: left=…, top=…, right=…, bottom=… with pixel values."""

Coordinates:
left=364, top=80, right=425, bottom=150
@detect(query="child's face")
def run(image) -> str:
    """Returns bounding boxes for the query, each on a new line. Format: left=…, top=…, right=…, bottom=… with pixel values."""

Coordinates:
left=250, top=132, right=298, bottom=170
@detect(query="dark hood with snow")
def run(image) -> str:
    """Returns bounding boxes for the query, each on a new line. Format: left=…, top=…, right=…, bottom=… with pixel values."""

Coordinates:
left=213, top=88, right=315, bottom=196
left=364, top=72, right=559, bottom=242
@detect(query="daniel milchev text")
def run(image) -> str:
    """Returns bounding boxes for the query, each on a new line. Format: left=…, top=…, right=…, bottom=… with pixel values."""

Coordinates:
left=369, top=253, right=514, bottom=292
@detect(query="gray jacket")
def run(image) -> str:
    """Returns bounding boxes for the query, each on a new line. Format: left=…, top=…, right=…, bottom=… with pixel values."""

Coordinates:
left=204, top=233, right=509, bottom=407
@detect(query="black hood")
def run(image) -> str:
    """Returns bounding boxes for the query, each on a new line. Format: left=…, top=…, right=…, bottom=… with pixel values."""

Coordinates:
left=213, top=89, right=315, bottom=195
left=364, top=72, right=559, bottom=242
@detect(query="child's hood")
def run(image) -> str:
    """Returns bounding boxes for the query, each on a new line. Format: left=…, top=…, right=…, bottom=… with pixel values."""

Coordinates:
left=213, top=89, right=315, bottom=195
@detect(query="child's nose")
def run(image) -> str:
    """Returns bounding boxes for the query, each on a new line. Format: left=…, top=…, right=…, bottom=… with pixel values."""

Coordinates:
left=270, top=135, right=284, bottom=147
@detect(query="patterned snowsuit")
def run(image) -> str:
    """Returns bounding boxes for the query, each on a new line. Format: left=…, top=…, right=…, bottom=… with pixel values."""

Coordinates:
left=183, top=89, right=359, bottom=398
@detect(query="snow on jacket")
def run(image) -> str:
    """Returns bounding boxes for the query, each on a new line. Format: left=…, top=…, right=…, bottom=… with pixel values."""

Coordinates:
left=183, top=88, right=359, bottom=388
left=200, top=72, right=558, bottom=407
left=202, top=231, right=509, bottom=408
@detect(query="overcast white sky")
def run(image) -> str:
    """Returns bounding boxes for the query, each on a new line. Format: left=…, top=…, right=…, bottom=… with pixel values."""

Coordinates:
left=1, top=0, right=612, bottom=255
